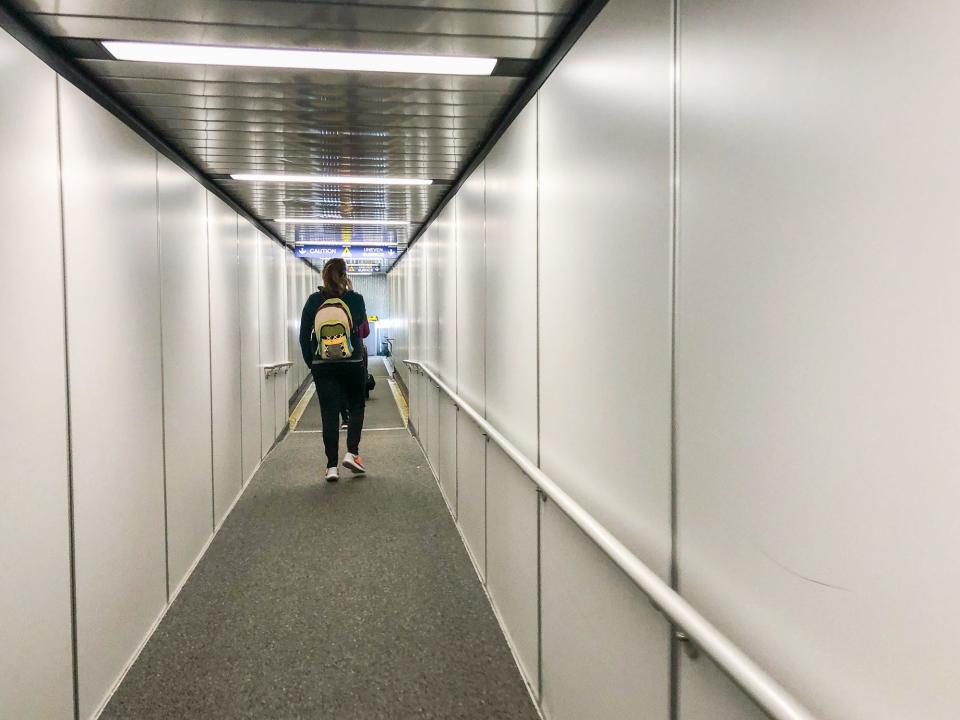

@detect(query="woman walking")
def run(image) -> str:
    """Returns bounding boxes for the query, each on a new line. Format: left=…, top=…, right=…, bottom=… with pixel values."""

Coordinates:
left=299, top=258, right=369, bottom=481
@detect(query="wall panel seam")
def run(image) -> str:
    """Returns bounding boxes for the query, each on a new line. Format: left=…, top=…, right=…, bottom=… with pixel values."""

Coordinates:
left=256, top=234, right=263, bottom=458
left=482, top=163, right=488, bottom=578
left=156, top=152, right=171, bottom=603
left=235, top=215, right=242, bottom=491
left=454, top=197, right=459, bottom=517
left=534, top=91, right=544, bottom=700
left=205, top=193, right=216, bottom=530
left=668, top=0, right=682, bottom=717
left=54, top=73, right=81, bottom=720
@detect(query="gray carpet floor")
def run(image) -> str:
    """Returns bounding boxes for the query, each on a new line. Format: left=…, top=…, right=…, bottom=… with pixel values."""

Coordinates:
left=367, top=356, right=391, bottom=378
left=100, top=388, right=536, bottom=719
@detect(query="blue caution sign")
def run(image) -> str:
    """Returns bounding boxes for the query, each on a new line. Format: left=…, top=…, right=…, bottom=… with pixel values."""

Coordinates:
left=295, top=245, right=399, bottom=260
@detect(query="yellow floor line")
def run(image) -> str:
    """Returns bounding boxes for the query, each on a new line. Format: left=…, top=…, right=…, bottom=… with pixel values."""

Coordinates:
left=388, top=378, right=409, bottom=428
left=288, top=383, right=315, bottom=431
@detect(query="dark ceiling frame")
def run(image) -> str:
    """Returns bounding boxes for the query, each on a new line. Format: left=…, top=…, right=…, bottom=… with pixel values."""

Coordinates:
left=389, top=0, right=610, bottom=271
left=0, top=2, right=322, bottom=272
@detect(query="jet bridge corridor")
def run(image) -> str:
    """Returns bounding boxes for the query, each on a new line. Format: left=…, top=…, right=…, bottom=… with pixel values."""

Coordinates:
left=3, top=1, right=959, bottom=719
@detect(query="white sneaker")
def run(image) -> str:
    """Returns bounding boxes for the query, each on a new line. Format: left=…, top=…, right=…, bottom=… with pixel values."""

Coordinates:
left=324, top=467, right=339, bottom=483
left=342, top=452, right=366, bottom=475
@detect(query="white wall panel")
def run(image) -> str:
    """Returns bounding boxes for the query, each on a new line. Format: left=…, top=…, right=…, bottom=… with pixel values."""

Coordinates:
left=484, top=100, right=538, bottom=460
left=258, top=237, right=285, bottom=453
left=485, top=444, right=538, bottom=690
left=273, top=367, right=286, bottom=440
left=301, top=267, right=308, bottom=386
left=0, top=34, right=73, bottom=720
left=398, top=257, right=412, bottom=385
left=456, top=418, right=486, bottom=576
left=426, top=381, right=440, bottom=470
left=285, top=253, right=300, bottom=400
left=436, top=203, right=458, bottom=385
left=409, top=243, right=425, bottom=435
left=455, top=168, right=486, bottom=414
left=402, top=259, right=411, bottom=380
left=408, top=368, right=421, bottom=438
left=307, top=266, right=317, bottom=383
left=306, top=263, right=314, bottom=384
left=541, top=501, right=670, bottom=720
left=387, top=270, right=397, bottom=369
left=437, top=396, right=458, bottom=514
left=423, top=225, right=438, bottom=461
left=538, top=0, right=673, bottom=572
left=59, top=81, right=167, bottom=720
left=537, top=1, right=674, bottom=716
left=257, top=236, right=273, bottom=454
left=676, top=3, right=960, bottom=718
left=387, top=265, right=403, bottom=383
left=412, top=242, right=424, bottom=365
left=239, top=219, right=261, bottom=483
left=678, top=654, right=766, bottom=720
left=404, top=261, right=417, bottom=429
left=207, top=195, right=242, bottom=526
left=296, top=262, right=310, bottom=385
left=425, top=222, right=439, bottom=372
left=418, top=357, right=428, bottom=452
left=386, top=270, right=396, bottom=365
left=418, top=242, right=429, bottom=448
left=157, top=155, right=213, bottom=593
left=274, top=250, right=289, bottom=433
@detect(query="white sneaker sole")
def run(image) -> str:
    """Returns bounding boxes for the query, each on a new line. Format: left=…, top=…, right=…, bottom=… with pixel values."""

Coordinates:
left=342, top=458, right=366, bottom=475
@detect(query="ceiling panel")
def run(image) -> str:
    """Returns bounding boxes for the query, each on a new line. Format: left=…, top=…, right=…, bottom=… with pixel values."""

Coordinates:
left=9, top=0, right=587, bottom=269
left=22, top=0, right=569, bottom=33
left=80, top=59, right=523, bottom=91
left=101, top=78, right=513, bottom=105
left=120, top=95, right=506, bottom=116
left=146, top=113, right=494, bottom=131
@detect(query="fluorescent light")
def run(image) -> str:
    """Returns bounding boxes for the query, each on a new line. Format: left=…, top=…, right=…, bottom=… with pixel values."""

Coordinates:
left=102, top=41, right=497, bottom=76
left=231, top=173, right=432, bottom=186
left=274, top=218, right=409, bottom=226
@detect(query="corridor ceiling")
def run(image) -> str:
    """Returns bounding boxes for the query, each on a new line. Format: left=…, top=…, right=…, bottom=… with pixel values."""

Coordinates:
left=7, top=0, right=586, bottom=261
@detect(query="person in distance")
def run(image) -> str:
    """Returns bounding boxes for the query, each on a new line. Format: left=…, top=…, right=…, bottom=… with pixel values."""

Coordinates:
left=299, top=258, right=370, bottom=482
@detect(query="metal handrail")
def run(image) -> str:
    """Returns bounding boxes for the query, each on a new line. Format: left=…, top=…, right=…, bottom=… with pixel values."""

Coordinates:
left=403, top=359, right=818, bottom=720
left=260, top=361, right=294, bottom=377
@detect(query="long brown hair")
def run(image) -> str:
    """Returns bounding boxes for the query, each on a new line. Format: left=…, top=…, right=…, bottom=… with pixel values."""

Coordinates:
left=322, top=257, right=352, bottom=297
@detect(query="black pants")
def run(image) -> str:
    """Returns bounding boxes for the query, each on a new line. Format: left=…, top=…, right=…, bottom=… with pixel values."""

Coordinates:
left=312, top=362, right=365, bottom=468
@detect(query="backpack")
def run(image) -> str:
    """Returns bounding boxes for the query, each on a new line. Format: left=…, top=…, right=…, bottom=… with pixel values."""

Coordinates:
left=313, top=297, right=354, bottom=362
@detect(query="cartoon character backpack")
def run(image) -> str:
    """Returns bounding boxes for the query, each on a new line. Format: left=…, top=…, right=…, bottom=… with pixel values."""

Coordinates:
left=313, top=297, right=354, bottom=361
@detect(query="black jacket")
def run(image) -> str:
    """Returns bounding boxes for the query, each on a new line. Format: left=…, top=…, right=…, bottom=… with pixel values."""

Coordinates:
left=299, top=287, right=367, bottom=366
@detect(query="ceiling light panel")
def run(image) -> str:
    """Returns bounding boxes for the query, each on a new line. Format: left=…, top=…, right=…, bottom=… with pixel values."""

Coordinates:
left=273, top=218, right=409, bottom=226
left=231, top=173, right=432, bottom=186
left=102, top=41, right=497, bottom=76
